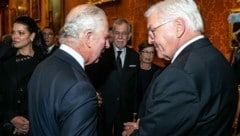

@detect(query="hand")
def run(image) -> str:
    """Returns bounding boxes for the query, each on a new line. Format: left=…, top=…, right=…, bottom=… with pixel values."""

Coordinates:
left=122, top=119, right=140, bottom=136
left=11, top=116, right=29, bottom=135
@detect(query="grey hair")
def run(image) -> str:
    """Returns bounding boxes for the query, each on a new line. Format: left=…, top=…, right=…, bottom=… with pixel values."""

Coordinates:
left=59, top=5, right=106, bottom=43
left=112, top=19, right=131, bottom=33
left=144, top=0, right=204, bottom=33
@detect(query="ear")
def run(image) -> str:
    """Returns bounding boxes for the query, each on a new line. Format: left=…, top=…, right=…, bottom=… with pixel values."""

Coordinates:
left=175, top=18, right=185, bottom=38
left=84, top=31, right=93, bottom=48
left=30, top=32, right=36, bottom=42
left=127, top=32, right=132, bottom=41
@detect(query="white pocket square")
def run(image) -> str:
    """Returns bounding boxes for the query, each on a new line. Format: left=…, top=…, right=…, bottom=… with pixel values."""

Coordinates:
left=129, top=65, right=136, bottom=67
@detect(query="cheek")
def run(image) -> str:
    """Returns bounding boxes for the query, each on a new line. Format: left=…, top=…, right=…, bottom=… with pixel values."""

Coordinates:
left=14, top=37, right=31, bottom=47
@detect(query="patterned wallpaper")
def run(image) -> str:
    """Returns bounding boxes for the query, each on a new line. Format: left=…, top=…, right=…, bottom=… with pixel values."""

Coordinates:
left=195, top=0, right=240, bottom=61
left=98, top=0, right=240, bottom=66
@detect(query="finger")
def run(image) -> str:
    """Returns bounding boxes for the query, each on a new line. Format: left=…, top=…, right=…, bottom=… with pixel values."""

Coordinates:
left=124, top=126, right=129, bottom=130
left=13, top=128, right=17, bottom=134
left=122, top=131, right=127, bottom=136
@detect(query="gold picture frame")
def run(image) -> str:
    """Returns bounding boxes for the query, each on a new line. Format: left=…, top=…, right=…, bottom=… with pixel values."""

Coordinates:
left=229, top=8, right=240, bottom=48
left=87, top=0, right=117, bottom=5
left=16, top=0, right=30, bottom=17
left=30, top=0, right=41, bottom=21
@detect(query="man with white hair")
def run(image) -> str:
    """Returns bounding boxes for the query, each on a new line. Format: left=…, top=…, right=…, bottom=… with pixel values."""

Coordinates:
left=28, top=4, right=110, bottom=136
left=123, top=0, right=238, bottom=135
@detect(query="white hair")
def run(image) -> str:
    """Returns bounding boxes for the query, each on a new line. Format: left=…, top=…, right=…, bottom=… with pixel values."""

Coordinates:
left=144, top=0, right=204, bottom=33
left=59, top=4, right=107, bottom=43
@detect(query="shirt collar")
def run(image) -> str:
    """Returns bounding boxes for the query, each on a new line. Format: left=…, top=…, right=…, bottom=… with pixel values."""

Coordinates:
left=113, top=46, right=126, bottom=57
left=59, top=44, right=85, bottom=69
left=171, top=35, right=204, bottom=63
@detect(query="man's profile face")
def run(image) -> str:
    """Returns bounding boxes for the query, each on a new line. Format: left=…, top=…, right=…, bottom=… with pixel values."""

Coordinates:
left=147, top=11, right=178, bottom=61
left=88, top=20, right=110, bottom=65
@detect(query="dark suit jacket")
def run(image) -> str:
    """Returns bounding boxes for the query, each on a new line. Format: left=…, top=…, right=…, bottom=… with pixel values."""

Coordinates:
left=28, top=49, right=98, bottom=136
left=86, top=45, right=140, bottom=135
left=134, top=38, right=238, bottom=136
left=47, top=45, right=59, bottom=56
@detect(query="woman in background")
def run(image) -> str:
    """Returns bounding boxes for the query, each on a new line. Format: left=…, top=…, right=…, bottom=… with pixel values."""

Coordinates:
left=138, top=42, right=163, bottom=105
left=0, top=16, right=47, bottom=136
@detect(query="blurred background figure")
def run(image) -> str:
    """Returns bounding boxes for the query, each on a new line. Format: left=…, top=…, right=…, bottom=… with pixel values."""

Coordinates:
left=0, top=34, right=16, bottom=63
left=231, top=31, right=240, bottom=84
left=137, top=42, right=163, bottom=105
left=42, top=26, right=59, bottom=55
left=0, top=16, right=47, bottom=136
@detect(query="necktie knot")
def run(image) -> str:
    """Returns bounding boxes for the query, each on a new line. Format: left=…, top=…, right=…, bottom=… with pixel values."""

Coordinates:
left=117, top=51, right=122, bottom=70
left=117, top=51, right=122, bottom=57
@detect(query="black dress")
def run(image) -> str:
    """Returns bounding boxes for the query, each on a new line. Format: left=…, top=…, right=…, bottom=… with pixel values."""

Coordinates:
left=0, top=54, right=41, bottom=136
left=138, top=64, right=163, bottom=106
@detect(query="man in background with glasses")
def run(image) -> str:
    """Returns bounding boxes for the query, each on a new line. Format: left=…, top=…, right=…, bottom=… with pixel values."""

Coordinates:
left=42, top=27, right=59, bottom=55
left=123, top=0, right=238, bottom=135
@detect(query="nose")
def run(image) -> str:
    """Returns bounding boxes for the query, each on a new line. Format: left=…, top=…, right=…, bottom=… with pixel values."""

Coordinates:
left=148, top=36, right=154, bottom=44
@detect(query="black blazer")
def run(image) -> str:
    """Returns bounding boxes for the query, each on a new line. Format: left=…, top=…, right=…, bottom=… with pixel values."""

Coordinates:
left=86, top=45, right=140, bottom=134
left=134, top=38, right=238, bottom=136
left=28, top=49, right=98, bottom=136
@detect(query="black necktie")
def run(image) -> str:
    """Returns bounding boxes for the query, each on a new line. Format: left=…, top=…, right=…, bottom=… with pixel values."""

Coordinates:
left=117, top=51, right=122, bottom=71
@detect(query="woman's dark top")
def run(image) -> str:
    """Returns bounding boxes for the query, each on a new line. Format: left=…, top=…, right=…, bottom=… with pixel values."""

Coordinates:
left=0, top=54, right=41, bottom=135
left=138, top=64, right=162, bottom=105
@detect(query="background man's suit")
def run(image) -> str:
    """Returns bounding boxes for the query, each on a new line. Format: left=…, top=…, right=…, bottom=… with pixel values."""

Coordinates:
left=28, top=49, right=98, bottom=136
left=87, top=45, right=139, bottom=136
left=135, top=38, right=238, bottom=136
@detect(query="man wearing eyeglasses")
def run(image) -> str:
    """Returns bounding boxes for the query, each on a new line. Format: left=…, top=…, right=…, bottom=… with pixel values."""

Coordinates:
left=42, top=27, right=59, bottom=55
left=86, top=18, right=139, bottom=136
left=123, top=0, right=238, bottom=136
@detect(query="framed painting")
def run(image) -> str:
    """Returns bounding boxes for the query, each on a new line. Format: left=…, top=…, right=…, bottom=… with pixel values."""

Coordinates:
left=228, top=8, right=240, bottom=64
left=17, top=0, right=30, bottom=17
left=229, top=8, right=240, bottom=48
left=48, top=0, right=64, bottom=35
left=30, top=0, right=40, bottom=21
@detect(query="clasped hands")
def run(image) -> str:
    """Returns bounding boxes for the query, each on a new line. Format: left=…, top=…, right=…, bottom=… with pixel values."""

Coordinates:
left=122, top=119, right=140, bottom=136
left=11, top=116, right=29, bottom=135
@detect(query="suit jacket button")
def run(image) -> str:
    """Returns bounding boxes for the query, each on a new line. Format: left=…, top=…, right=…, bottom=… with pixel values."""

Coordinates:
left=17, top=100, right=21, bottom=104
left=19, top=88, right=23, bottom=92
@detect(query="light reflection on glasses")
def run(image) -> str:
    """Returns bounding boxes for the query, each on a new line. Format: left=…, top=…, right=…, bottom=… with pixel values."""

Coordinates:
left=141, top=50, right=155, bottom=55
left=113, top=31, right=129, bottom=37
left=148, top=20, right=174, bottom=39
left=43, top=33, right=54, bottom=38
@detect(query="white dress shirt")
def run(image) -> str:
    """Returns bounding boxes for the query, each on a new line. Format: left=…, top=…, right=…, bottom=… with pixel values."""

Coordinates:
left=59, top=44, right=85, bottom=69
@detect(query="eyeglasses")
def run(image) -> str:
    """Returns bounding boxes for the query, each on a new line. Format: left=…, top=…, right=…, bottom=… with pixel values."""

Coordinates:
left=113, top=31, right=129, bottom=37
left=148, top=20, right=174, bottom=39
left=141, top=50, right=155, bottom=55
left=43, top=33, right=54, bottom=38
